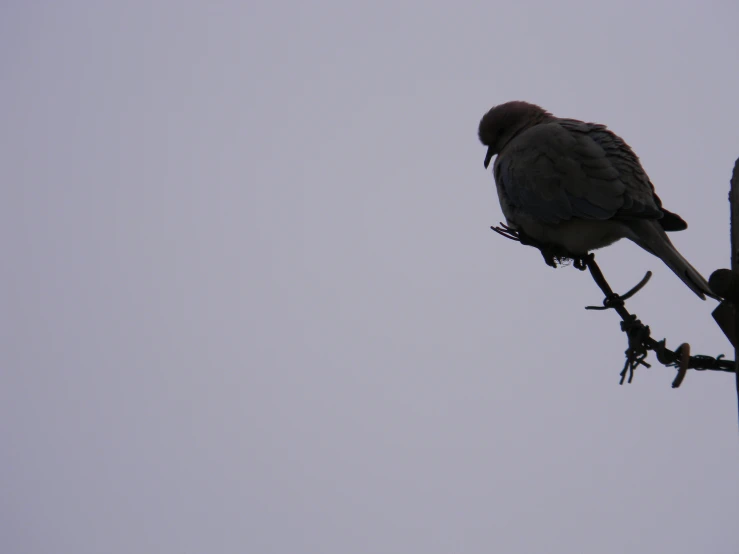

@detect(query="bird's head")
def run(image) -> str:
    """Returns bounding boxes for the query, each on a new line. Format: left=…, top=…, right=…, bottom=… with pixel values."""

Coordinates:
left=478, top=101, right=553, bottom=168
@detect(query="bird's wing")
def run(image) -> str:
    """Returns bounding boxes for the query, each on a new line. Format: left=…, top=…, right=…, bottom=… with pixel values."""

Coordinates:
left=563, top=119, right=687, bottom=230
left=496, top=121, right=663, bottom=225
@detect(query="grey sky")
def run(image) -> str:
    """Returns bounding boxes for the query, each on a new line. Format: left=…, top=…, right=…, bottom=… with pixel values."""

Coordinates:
left=3, top=1, right=739, bottom=553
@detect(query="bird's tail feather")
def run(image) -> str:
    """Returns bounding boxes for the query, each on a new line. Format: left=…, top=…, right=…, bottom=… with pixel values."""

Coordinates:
left=626, top=220, right=718, bottom=301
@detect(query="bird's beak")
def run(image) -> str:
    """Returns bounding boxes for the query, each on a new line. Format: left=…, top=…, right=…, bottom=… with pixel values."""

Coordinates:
left=484, top=147, right=494, bottom=169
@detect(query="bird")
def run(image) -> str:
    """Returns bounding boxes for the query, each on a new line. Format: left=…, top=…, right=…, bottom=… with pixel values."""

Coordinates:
left=478, top=100, right=717, bottom=300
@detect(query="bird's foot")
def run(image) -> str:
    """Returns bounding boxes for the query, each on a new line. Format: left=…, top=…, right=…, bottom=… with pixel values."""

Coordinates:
left=491, top=222, right=587, bottom=270
left=572, top=255, right=591, bottom=271
left=490, top=222, right=523, bottom=242
left=538, top=247, right=591, bottom=271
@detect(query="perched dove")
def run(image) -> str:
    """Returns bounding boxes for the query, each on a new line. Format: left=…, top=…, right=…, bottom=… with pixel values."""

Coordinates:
left=478, top=101, right=717, bottom=300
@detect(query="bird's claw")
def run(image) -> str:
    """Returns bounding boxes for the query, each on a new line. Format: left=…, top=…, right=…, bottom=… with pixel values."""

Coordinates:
left=491, top=223, right=580, bottom=269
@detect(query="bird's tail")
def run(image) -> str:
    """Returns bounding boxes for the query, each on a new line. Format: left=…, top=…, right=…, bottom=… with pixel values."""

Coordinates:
left=626, top=220, right=719, bottom=301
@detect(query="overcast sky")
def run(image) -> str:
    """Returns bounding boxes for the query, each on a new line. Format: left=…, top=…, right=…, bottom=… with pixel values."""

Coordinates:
left=4, top=2, right=739, bottom=553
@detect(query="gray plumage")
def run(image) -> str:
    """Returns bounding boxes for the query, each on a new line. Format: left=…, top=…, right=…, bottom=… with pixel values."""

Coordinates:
left=478, top=101, right=717, bottom=300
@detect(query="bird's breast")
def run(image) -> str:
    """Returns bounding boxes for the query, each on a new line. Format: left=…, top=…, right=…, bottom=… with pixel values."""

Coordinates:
left=508, top=214, right=629, bottom=255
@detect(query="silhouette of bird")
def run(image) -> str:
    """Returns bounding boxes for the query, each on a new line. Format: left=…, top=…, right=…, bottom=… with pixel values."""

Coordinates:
left=478, top=101, right=717, bottom=300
